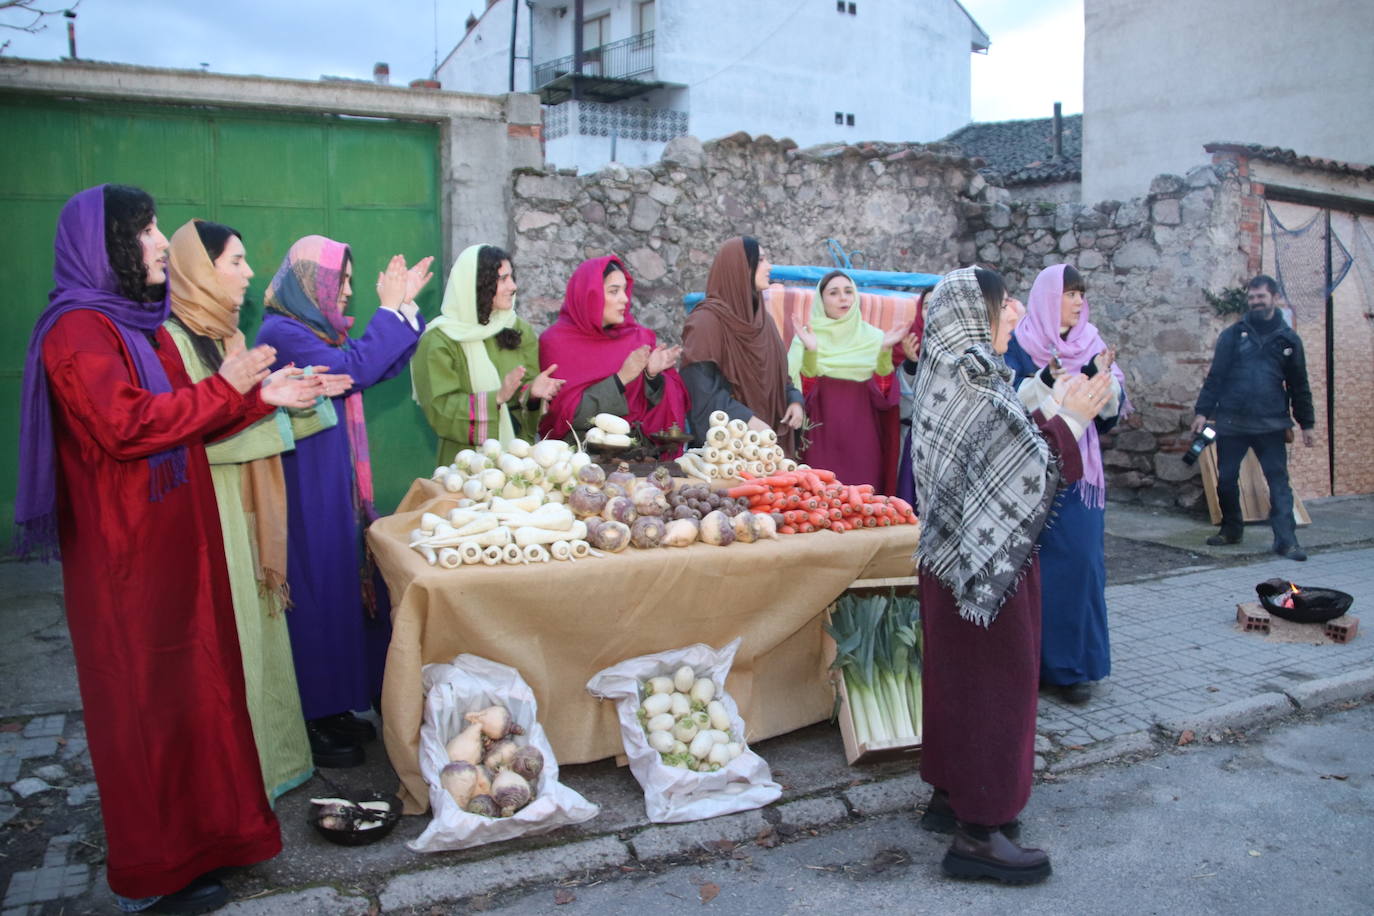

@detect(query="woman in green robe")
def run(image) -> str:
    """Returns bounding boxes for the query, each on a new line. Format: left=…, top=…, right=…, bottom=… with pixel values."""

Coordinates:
left=412, top=243, right=564, bottom=464
left=165, top=219, right=353, bottom=798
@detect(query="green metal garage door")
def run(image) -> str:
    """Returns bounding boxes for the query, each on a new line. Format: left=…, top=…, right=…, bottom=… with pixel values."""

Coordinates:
left=0, top=94, right=443, bottom=533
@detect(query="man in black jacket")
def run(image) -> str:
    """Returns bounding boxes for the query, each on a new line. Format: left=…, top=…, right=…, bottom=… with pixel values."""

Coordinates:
left=1192, top=275, right=1315, bottom=560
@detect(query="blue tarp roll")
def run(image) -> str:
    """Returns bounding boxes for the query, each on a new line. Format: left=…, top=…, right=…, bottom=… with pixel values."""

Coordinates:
left=682, top=264, right=939, bottom=310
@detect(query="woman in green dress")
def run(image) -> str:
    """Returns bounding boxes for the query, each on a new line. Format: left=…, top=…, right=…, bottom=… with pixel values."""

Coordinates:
left=165, top=219, right=354, bottom=797
left=413, top=243, right=564, bottom=463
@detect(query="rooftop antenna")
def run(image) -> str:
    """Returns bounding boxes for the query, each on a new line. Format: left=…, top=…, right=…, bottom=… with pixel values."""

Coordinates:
left=64, top=9, right=77, bottom=60
left=431, top=0, right=439, bottom=77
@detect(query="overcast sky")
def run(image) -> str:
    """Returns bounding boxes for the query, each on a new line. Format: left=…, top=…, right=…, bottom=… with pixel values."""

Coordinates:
left=0, top=0, right=1082, bottom=123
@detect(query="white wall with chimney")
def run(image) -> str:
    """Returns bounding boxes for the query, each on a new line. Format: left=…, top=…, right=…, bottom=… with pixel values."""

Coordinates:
left=1082, top=0, right=1374, bottom=201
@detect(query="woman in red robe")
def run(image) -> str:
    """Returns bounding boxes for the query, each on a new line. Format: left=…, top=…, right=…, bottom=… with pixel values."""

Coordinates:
left=15, top=185, right=330, bottom=913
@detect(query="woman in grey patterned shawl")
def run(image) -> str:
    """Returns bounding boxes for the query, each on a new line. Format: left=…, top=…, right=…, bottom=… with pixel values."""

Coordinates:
left=910, top=266, right=1112, bottom=884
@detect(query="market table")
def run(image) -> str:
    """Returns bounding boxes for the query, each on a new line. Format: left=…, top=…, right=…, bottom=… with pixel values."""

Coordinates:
left=370, top=479, right=920, bottom=813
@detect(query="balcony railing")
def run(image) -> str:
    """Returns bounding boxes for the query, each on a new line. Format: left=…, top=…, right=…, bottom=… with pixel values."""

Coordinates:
left=534, top=30, right=656, bottom=101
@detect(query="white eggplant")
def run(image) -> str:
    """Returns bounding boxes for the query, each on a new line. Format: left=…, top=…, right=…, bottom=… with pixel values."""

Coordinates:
left=672, top=665, right=696, bottom=693
left=592, top=413, right=631, bottom=435
left=647, top=676, right=674, bottom=695
left=669, top=692, right=692, bottom=718
left=646, top=713, right=675, bottom=732
left=688, top=731, right=715, bottom=760
left=648, top=729, right=676, bottom=754
left=707, top=743, right=732, bottom=766
left=706, top=700, right=730, bottom=731
left=672, top=717, right=699, bottom=743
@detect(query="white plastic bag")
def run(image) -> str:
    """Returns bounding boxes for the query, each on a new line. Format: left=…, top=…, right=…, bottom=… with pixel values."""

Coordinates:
left=586, top=638, right=782, bottom=823
left=409, top=654, right=599, bottom=852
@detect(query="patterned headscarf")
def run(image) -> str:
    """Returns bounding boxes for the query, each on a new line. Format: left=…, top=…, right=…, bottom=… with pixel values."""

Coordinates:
left=911, top=267, right=1059, bottom=627
left=263, top=236, right=376, bottom=522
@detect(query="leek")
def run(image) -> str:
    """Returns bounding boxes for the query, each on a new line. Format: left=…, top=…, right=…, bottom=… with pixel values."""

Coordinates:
left=825, top=589, right=923, bottom=749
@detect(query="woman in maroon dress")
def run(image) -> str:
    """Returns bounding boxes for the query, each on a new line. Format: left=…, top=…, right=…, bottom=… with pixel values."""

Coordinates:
left=15, top=185, right=329, bottom=913
left=788, top=270, right=905, bottom=490
left=909, top=266, right=1112, bottom=884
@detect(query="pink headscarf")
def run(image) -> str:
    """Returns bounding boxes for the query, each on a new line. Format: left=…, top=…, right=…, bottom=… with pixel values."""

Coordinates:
left=1015, top=264, right=1130, bottom=508
left=538, top=256, right=687, bottom=443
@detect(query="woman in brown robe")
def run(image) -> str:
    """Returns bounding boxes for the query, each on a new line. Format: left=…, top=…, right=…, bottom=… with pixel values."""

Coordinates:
left=680, top=237, right=804, bottom=453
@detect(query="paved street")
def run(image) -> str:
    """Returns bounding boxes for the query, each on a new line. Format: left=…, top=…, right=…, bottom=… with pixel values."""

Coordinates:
left=1, top=496, right=1371, bottom=914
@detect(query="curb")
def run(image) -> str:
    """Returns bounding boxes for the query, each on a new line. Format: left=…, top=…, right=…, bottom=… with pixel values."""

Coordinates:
left=1284, top=667, right=1374, bottom=710
left=1047, top=731, right=1157, bottom=773
left=1156, top=692, right=1295, bottom=736
left=378, top=835, right=629, bottom=911
left=220, top=886, right=373, bottom=915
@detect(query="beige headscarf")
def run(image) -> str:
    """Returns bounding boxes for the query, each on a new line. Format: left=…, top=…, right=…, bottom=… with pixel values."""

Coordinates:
left=415, top=243, right=517, bottom=445
left=168, top=220, right=291, bottom=611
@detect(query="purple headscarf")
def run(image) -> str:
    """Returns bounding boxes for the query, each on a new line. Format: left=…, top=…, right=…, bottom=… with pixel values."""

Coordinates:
left=1015, top=264, right=1131, bottom=509
left=14, top=185, right=186, bottom=559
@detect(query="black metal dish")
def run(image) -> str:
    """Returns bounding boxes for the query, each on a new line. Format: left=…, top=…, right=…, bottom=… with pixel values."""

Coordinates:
left=310, top=794, right=402, bottom=847
left=1255, top=578, right=1353, bottom=624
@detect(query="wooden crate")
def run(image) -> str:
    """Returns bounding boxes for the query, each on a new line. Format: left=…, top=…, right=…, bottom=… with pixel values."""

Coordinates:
left=825, top=575, right=923, bottom=765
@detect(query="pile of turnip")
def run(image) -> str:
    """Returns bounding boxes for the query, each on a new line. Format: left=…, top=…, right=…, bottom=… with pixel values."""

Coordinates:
left=583, top=412, right=635, bottom=448
left=566, top=462, right=777, bottom=550
left=677, top=410, right=798, bottom=482
left=638, top=665, right=745, bottom=772
left=411, top=438, right=603, bottom=567
left=431, top=437, right=590, bottom=505
left=440, top=704, right=545, bottom=818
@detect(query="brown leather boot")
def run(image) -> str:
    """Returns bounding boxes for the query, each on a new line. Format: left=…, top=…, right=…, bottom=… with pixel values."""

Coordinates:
left=941, top=820, right=1051, bottom=884
left=918, top=788, right=1021, bottom=842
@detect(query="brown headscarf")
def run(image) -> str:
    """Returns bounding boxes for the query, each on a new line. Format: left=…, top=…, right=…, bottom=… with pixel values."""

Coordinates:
left=681, top=237, right=796, bottom=455
left=168, top=220, right=291, bottom=612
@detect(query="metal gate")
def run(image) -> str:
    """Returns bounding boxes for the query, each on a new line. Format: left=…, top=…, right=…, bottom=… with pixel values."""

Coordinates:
left=0, top=94, right=443, bottom=528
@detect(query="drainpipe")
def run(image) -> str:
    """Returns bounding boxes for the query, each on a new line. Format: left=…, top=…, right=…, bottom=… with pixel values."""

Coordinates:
left=572, top=0, right=584, bottom=101
left=1053, top=101, right=1063, bottom=160
left=64, top=10, right=77, bottom=59
left=509, top=0, right=518, bottom=92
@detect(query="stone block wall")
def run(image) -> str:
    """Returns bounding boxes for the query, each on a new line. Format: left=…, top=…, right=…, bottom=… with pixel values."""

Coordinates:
left=507, top=133, right=1259, bottom=510
left=507, top=133, right=983, bottom=343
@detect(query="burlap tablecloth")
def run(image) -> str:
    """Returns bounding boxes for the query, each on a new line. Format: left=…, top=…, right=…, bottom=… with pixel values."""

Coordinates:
left=370, top=478, right=920, bottom=813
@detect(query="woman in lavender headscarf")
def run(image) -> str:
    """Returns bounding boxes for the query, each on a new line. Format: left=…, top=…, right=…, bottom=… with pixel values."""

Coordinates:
left=1004, top=263, right=1130, bottom=705
left=15, top=185, right=328, bottom=912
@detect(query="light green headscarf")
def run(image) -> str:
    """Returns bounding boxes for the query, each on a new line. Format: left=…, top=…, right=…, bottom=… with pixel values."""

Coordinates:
left=787, top=272, right=885, bottom=385
left=414, top=243, right=517, bottom=445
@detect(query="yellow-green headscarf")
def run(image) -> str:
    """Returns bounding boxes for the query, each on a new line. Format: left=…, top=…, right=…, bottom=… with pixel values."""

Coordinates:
left=787, top=272, right=885, bottom=385
left=415, top=243, right=517, bottom=445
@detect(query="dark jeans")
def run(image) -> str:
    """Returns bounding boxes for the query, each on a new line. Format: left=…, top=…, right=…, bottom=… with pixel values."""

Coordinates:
left=1215, top=430, right=1298, bottom=547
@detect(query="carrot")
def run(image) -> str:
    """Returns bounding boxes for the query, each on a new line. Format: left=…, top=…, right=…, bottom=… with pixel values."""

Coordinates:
left=756, top=473, right=800, bottom=488
left=855, top=484, right=875, bottom=495
left=829, top=507, right=843, bottom=521
left=846, top=486, right=862, bottom=509
left=728, top=484, right=767, bottom=498
left=860, top=503, right=876, bottom=516
left=808, top=511, right=828, bottom=527
left=812, top=468, right=838, bottom=482
left=888, top=497, right=913, bottom=515
left=802, top=472, right=824, bottom=493
left=864, top=516, right=877, bottom=527
left=877, top=516, right=892, bottom=527
left=799, top=523, right=815, bottom=533
left=779, top=525, right=796, bottom=535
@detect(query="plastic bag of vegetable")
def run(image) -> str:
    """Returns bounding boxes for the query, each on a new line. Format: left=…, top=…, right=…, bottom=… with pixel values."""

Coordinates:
left=585, top=638, right=781, bottom=823
left=409, top=654, right=599, bottom=852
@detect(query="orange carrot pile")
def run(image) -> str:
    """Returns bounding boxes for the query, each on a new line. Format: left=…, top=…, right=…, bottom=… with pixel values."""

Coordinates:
left=726, top=468, right=917, bottom=535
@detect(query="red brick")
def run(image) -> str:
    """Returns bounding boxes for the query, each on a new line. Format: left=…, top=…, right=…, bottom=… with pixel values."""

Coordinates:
left=1237, top=603, right=1271, bottom=633
left=1325, top=616, right=1359, bottom=643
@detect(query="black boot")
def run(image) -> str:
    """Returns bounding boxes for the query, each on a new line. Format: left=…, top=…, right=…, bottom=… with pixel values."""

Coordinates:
left=313, top=711, right=378, bottom=744
left=942, top=820, right=1051, bottom=885
left=146, top=876, right=230, bottom=914
left=918, top=788, right=1021, bottom=842
left=307, top=720, right=364, bottom=768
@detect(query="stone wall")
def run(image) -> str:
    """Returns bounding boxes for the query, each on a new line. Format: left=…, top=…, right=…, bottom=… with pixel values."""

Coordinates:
left=507, top=133, right=984, bottom=342
left=972, top=162, right=1252, bottom=509
left=508, top=132, right=1257, bottom=510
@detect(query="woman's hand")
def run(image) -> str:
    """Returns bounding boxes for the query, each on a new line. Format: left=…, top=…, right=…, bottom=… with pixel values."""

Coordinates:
left=1091, top=346, right=1117, bottom=376
left=376, top=254, right=409, bottom=312
left=617, top=345, right=651, bottom=385
left=528, top=364, right=564, bottom=401
left=219, top=342, right=276, bottom=394
left=781, top=403, right=805, bottom=430
left=497, top=364, right=527, bottom=404
left=881, top=325, right=906, bottom=350
left=261, top=375, right=328, bottom=409
left=645, top=345, right=681, bottom=378
left=1059, top=372, right=1113, bottom=423
left=793, top=324, right=818, bottom=352
left=900, top=332, right=921, bottom=360
left=264, top=364, right=354, bottom=398
left=405, top=256, right=435, bottom=303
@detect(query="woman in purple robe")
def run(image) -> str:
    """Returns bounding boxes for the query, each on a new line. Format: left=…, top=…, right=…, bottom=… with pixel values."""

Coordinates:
left=255, top=237, right=431, bottom=766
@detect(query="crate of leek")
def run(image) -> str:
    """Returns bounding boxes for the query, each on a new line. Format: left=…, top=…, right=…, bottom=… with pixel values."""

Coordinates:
left=824, top=590, right=923, bottom=765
